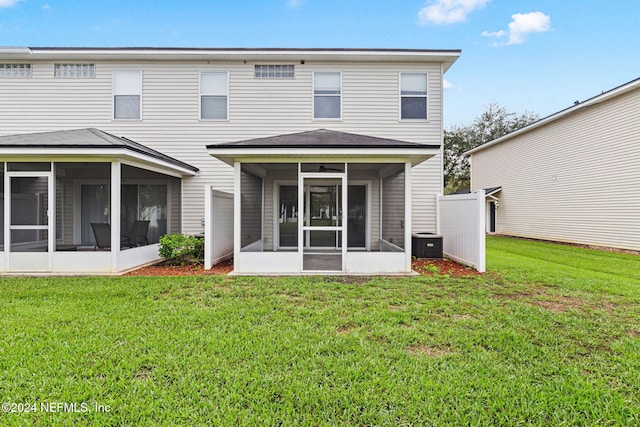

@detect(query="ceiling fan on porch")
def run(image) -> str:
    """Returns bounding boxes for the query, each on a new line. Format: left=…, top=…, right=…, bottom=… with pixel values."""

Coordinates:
left=318, top=164, right=342, bottom=172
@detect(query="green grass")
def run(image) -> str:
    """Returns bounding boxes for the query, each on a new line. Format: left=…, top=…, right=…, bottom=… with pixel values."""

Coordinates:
left=0, top=237, right=639, bottom=425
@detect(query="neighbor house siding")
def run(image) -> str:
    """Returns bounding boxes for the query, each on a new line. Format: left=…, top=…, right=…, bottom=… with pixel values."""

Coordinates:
left=0, top=59, right=444, bottom=234
left=471, top=87, right=640, bottom=251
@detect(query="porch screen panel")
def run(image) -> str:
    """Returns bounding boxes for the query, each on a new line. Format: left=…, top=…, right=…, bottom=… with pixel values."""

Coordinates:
left=240, top=167, right=263, bottom=249
left=10, top=176, right=48, bottom=252
left=381, top=169, right=405, bottom=249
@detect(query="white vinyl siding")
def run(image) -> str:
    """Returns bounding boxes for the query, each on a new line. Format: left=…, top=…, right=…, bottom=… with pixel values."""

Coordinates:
left=313, top=71, right=341, bottom=120
left=113, top=70, right=142, bottom=120
left=200, top=71, right=228, bottom=120
left=0, top=60, right=444, bottom=235
left=471, top=87, right=640, bottom=251
left=400, top=72, right=428, bottom=120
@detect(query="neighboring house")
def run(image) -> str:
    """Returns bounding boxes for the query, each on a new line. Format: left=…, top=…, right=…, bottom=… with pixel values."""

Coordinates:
left=0, top=47, right=460, bottom=274
left=467, top=77, right=640, bottom=251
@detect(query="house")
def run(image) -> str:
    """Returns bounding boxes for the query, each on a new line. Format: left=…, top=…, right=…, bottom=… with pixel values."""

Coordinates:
left=467, top=77, right=640, bottom=251
left=0, top=47, right=460, bottom=274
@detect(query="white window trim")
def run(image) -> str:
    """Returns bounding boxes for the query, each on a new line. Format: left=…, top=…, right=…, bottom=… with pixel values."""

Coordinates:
left=199, top=71, right=229, bottom=122
left=398, top=72, right=428, bottom=122
left=312, top=71, right=343, bottom=121
left=112, top=70, right=143, bottom=121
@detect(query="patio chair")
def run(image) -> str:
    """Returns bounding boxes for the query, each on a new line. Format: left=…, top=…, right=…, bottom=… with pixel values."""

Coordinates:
left=125, top=220, right=150, bottom=247
left=90, top=223, right=111, bottom=250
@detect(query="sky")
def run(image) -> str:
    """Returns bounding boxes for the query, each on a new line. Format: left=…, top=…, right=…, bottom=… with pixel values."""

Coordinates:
left=0, top=0, right=638, bottom=126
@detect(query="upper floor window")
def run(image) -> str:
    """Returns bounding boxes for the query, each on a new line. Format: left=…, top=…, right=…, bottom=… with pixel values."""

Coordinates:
left=200, top=72, right=228, bottom=120
left=0, top=64, right=31, bottom=78
left=313, top=72, right=341, bottom=119
left=55, top=64, right=95, bottom=78
left=400, top=73, right=427, bottom=120
left=255, top=64, right=295, bottom=78
left=113, top=70, right=142, bottom=120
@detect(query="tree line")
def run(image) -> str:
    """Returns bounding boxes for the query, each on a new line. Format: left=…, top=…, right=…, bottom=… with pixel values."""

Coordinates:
left=443, top=103, right=539, bottom=194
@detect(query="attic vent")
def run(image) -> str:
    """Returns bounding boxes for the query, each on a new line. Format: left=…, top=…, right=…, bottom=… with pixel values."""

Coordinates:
left=55, top=64, right=95, bottom=78
left=0, top=64, right=31, bottom=78
left=255, top=64, right=295, bottom=79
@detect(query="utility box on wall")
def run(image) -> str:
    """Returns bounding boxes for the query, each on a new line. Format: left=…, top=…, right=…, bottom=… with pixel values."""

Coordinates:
left=411, top=233, right=443, bottom=258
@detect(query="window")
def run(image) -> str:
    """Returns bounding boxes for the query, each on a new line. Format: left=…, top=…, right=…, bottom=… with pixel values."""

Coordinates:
left=400, top=73, right=427, bottom=120
left=0, top=64, right=31, bottom=78
left=113, top=70, right=142, bottom=120
left=55, top=64, right=95, bottom=78
left=200, top=72, right=228, bottom=120
left=313, top=72, right=341, bottom=119
left=255, top=64, right=295, bottom=78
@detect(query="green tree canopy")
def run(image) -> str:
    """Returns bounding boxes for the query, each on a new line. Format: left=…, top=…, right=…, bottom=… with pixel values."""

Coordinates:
left=444, top=103, right=538, bottom=194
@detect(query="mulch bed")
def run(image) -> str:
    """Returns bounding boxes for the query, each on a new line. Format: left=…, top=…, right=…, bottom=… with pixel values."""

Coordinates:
left=124, top=258, right=481, bottom=277
left=411, top=258, right=483, bottom=277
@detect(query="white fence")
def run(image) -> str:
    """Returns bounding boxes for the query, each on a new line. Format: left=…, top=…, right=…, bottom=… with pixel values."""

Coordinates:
left=437, top=190, right=486, bottom=272
left=204, top=187, right=234, bottom=270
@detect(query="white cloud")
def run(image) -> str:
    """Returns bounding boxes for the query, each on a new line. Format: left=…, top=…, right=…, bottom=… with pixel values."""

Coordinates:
left=482, top=11, right=550, bottom=45
left=0, top=0, right=22, bottom=7
left=43, top=4, right=51, bottom=10
left=418, top=0, right=492, bottom=25
left=443, top=78, right=453, bottom=89
left=287, top=0, right=302, bottom=8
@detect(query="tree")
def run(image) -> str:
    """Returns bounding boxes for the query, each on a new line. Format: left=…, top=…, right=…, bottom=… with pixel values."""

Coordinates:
left=443, top=103, right=538, bottom=194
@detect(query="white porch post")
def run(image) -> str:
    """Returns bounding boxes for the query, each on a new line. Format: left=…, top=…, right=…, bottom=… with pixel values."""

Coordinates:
left=2, top=163, right=7, bottom=271
left=233, top=161, right=241, bottom=272
left=297, top=163, right=303, bottom=272
left=110, top=161, right=121, bottom=273
left=404, top=161, right=412, bottom=272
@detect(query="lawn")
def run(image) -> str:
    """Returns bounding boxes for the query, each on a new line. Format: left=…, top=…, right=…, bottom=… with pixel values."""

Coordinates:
left=0, top=237, right=638, bottom=426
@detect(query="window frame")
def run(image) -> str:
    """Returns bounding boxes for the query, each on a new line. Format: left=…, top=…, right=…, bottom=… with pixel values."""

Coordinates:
left=312, top=71, right=342, bottom=121
left=112, top=70, right=143, bottom=121
left=54, top=63, right=96, bottom=79
left=0, top=63, right=32, bottom=78
left=199, top=71, right=229, bottom=121
left=399, top=72, right=428, bottom=121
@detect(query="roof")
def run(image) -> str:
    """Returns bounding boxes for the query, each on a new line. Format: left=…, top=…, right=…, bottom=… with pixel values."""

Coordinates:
left=207, top=129, right=440, bottom=166
left=451, top=186, right=501, bottom=196
left=466, top=77, right=640, bottom=155
left=207, top=129, right=439, bottom=150
left=0, top=128, right=198, bottom=174
left=0, top=47, right=461, bottom=72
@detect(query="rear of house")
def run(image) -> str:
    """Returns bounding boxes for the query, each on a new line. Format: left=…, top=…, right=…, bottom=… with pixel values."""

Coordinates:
left=468, top=78, right=640, bottom=251
left=0, top=47, right=460, bottom=274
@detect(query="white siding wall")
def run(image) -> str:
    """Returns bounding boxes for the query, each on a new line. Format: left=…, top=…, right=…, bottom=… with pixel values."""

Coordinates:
left=471, top=87, right=640, bottom=251
left=0, top=60, right=444, bottom=234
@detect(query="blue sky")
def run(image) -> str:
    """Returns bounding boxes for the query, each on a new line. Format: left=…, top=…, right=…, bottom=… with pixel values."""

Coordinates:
left=1, top=0, right=638, bottom=126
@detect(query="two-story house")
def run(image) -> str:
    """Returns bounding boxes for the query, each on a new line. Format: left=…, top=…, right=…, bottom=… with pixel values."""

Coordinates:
left=0, top=47, right=460, bottom=274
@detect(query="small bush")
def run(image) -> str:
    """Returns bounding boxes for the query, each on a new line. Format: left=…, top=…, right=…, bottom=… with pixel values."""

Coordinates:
left=159, top=234, right=204, bottom=265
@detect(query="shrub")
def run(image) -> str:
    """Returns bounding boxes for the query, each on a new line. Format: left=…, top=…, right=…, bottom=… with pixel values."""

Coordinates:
left=159, top=234, right=204, bottom=265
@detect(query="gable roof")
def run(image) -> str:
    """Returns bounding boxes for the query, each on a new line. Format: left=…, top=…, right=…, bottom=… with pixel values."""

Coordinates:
left=0, top=128, right=198, bottom=175
left=466, top=77, right=640, bottom=155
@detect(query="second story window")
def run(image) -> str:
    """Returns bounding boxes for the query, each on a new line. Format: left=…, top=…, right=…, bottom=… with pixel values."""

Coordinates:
left=55, top=64, right=95, bottom=78
left=113, top=70, right=142, bottom=120
left=400, top=73, right=428, bottom=120
left=313, top=72, right=341, bottom=120
left=255, top=64, right=295, bottom=78
left=0, top=64, right=31, bottom=78
left=200, top=72, right=228, bottom=120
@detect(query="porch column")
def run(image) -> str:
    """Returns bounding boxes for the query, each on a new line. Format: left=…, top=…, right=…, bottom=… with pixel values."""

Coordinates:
left=110, top=161, right=121, bottom=273
left=404, top=161, right=412, bottom=272
left=233, top=161, right=241, bottom=272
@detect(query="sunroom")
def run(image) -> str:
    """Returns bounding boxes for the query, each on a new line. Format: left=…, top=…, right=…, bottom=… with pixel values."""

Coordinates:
left=207, top=129, right=439, bottom=275
left=0, top=128, right=198, bottom=274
